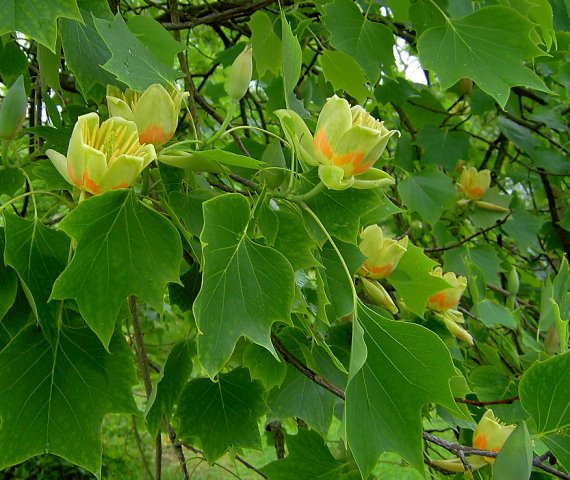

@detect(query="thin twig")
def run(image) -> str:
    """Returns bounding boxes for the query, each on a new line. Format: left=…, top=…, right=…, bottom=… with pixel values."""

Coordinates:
left=270, top=333, right=346, bottom=400
left=453, top=395, right=519, bottom=406
left=132, top=416, right=156, bottom=480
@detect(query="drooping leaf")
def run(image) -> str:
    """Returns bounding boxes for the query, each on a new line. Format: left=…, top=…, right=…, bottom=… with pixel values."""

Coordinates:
left=193, top=194, right=295, bottom=377
left=345, top=302, right=460, bottom=477
left=417, top=6, right=549, bottom=108
left=519, top=352, right=570, bottom=472
left=494, top=422, right=533, bottom=480
left=475, top=300, right=517, bottom=330
left=323, top=0, right=394, bottom=83
left=0, top=325, right=138, bottom=476
left=51, top=190, right=182, bottom=348
left=177, top=368, right=266, bottom=462
left=3, top=215, right=70, bottom=344
left=398, top=168, right=457, bottom=225
left=273, top=208, right=318, bottom=271
left=320, top=49, right=368, bottom=104
left=249, top=11, right=281, bottom=78
left=145, top=339, right=195, bottom=438
left=388, top=244, right=450, bottom=317
left=0, top=0, right=81, bottom=52
left=261, top=429, right=349, bottom=480
left=281, top=13, right=302, bottom=98
left=94, top=14, right=180, bottom=90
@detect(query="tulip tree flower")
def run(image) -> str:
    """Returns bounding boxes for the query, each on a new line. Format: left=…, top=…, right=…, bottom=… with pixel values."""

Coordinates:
left=426, top=267, right=467, bottom=312
left=276, top=95, right=399, bottom=190
left=457, top=166, right=491, bottom=200
left=107, top=83, right=187, bottom=146
left=358, top=225, right=408, bottom=279
left=430, top=410, right=515, bottom=473
left=47, top=112, right=156, bottom=195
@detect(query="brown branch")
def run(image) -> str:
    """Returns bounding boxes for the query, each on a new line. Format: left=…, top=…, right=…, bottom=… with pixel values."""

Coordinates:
left=132, top=416, right=156, bottom=480
left=425, top=216, right=509, bottom=253
left=270, top=333, right=346, bottom=400
left=540, top=172, right=570, bottom=258
left=166, top=424, right=190, bottom=480
left=161, top=0, right=277, bottom=30
left=453, top=395, right=519, bottom=406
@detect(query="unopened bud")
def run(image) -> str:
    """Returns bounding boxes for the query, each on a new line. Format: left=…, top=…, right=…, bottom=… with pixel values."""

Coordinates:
left=226, top=46, right=253, bottom=103
left=0, top=75, right=27, bottom=140
left=474, top=200, right=509, bottom=212
left=506, top=266, right=519, bottom=296
left=360, top=277, right=398, bottom=314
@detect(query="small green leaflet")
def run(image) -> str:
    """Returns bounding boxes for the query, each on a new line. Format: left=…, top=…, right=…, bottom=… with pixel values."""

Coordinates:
left=94, top=14, right=180, bottom=90
left=177, top=368, right=266, bottom=462
left=51, top=190, right=182, bottom=349
left=345, top=303, right=461, bottom=478
left=321, top=49, right=368, bottom=104
left=519, top=352, right=570, bottom=471
left=417, top=6, right=549, bottom=108
left=0, top=325, right=138, bottom=477
left=0, top=0, right=82, bottom=52
left=194, top=194, right=295, bottom=377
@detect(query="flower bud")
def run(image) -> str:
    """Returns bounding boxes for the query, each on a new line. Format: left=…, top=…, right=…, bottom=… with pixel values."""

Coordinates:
left=457, top=166, right=491, bottom=200
left=360, top=277, right=398, bottom=314
left=107, top=83, right=187, bottom=147
left=474, top=200, right=510, bottom=212
left=358, top=225, right=408, bottom=279
left=427, top=268, right=467, bottom=312
left=472, top=410, right=516, bottom=463
left=439, top=309, right=473, bottom=345
left=226, top=46, right=253, bottom=103
left=0, top=76, right=27, bottom=140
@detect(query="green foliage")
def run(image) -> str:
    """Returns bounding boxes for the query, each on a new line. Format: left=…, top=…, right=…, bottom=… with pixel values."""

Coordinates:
left=0, top=0, right=568, bottom=479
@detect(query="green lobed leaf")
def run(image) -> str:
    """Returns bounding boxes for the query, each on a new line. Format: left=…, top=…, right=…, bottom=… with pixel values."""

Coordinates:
left=415, top=125, right=471, bottom=170
left=475, top=300, right=518, bottom=330
left=0, top=325, right=138, bottom=476
left=494, top=422, right=533, bottom=480
left=51, top=190, right=182, bottom=348
left=193, top=194, right=295, bottom=377
left=0, top=167, right=25, bottom=197
left=443, top=244, right=504, bottom=287
left=387, top=243, right=450, bottom=317
left=0, top=230, right=17, bottom=322
left=519, top=352, right=570, bottom=471
left=281, top=13, right=302, bottom=98
left=306, top=183, right=397, bottom=244
left=127, top=16, right=185, bottom=67
left=145, top=339, right=194, bottom=438
left=345, top=302, right=460, bottom=477
left=0, top=0, right=82, bottom=52
left=94, top=13, right=180, bottom=90
left=273, top=207, right=318, bottom=271
left=323, top=0, right=394, bottom=83
left=3, top=214, right=70, bottom=345
left=60, top=2, right=118, bottom=100
left=397, top=168, right=457, bottom=225
left=261, top=429, right=349, bottom=480
left=417, top=6, right=549, bottom=108
left=249, top=11, right=282, bottom=78
left=243, top=342, right=287, bottom=390
left=177, top=368, right=266, bottom=462
left=268, top=364, right=337, bottom=434
left=320, top=49, right=368, bottom=104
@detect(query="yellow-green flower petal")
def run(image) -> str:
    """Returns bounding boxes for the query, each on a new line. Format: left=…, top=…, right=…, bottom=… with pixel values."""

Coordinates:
left=318, top=164, right=354, bottom=190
